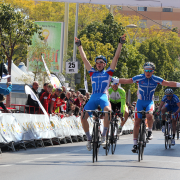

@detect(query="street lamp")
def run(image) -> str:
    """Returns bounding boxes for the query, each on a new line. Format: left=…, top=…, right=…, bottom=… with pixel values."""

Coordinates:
left=126, top=24, right=138, bottom=44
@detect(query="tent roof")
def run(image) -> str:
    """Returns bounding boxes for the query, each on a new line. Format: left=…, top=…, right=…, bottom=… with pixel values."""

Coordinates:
left=36, top=0, right=180, bottom=8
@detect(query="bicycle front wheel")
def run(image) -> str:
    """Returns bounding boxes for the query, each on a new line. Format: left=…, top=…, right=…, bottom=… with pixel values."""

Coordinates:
left=111, top=124, right=117, bottom=154
left=105, top=128, right=110, bottom=156
left=177, top=120, right=179, bottom=140
left=92, top=125, right=97, bottom=163
left=165, top=123, right=168, bottom=149
left=138, top=124, right=143, bottom=162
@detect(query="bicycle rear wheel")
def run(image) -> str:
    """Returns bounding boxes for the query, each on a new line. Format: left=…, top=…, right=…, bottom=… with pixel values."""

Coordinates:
left=165, top=122, right=168, bottom=149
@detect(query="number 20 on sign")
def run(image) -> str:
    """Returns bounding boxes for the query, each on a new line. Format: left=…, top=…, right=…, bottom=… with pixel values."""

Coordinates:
left=66, top=62, right=78, bottom=74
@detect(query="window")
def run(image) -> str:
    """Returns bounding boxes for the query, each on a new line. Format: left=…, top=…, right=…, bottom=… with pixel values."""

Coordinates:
left=162, top=8, right=173, bottom=12
left=138, top=20, right=147, bottom=28
left=137, top=7, right=147, bottom=11
left=162, top=21, right=172, bottom=29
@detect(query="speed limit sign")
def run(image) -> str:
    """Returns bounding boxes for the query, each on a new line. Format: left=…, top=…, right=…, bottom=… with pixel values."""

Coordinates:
left=66, top=62, right=78, bottom=74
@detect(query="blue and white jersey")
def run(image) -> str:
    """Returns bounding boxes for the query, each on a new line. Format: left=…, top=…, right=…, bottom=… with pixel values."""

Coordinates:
left=132, top=74, right=164, bottom=100
left=162, top=94, right=180, bottom=107
left=88, top=67, right=114, bottom=94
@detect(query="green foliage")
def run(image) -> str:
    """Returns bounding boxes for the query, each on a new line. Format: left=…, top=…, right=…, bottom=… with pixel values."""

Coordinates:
left=0, top=3, right=43, bottom=64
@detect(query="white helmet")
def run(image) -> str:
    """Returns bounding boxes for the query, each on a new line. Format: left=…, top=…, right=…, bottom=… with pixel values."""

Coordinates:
left=164, top=88, right=173, bottom=95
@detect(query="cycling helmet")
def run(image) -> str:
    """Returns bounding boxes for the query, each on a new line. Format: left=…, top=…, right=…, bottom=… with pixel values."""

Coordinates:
left=164, top=88, right=174, bottom=95
left=95, top=55, right=107, bottom=63
left=143, top=62, right=155, bottom=70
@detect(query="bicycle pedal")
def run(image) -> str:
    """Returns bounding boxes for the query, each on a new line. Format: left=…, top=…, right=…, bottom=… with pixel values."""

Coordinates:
left=146, top=139, right=149, bottom=143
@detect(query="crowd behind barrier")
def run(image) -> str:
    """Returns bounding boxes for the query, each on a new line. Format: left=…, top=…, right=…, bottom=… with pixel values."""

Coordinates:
left=0, top=112, right=134, bottom=152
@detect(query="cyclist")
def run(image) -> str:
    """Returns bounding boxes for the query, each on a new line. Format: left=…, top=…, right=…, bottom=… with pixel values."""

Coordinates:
left=109, top=76, right=129, bottom=134
left=157, top=88, right=180, bottom=145
left=75, top=35, right=125, bottom=151
left=111, top=62, right=180, bottom=153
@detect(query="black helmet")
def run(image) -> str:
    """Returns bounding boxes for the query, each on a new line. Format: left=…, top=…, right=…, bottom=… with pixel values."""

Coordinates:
left=143, top=62, right=155, bottom=70
left=164, top=88, right=174, bottom=95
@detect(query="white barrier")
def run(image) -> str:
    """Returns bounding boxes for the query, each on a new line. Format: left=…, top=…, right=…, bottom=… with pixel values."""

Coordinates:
left=0, top=112, right=134, bottom=146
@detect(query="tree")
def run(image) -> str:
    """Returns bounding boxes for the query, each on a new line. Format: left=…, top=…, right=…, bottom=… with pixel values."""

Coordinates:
left=0, top=3, right=43, bottom=106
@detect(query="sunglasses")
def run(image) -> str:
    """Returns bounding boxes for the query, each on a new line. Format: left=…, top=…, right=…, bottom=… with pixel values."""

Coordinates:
left=96, top=61, right=105, bottom=64
left=144, top=70, right=153, bottom=73
left=166, top=95, right=173, bottom=97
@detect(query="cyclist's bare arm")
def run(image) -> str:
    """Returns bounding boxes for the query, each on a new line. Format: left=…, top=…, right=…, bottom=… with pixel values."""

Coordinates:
left=176, top=102, right=180, bottom=113
left=110, top=34, right=125, bottom=70
left=75, top=37, right=92, bottom=71
left=158, top=101, right=165, bottom=112
left=119, top=78, right=133, bottom=84
left=162, top=80, right=177, bottom=87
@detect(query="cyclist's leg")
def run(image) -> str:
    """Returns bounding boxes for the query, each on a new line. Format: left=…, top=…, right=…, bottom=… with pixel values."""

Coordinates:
left=120, top=105, right=129, bottom=127
left=146, top=100, right=154, bottom=140
left=161, top=105, right=168, bottom=132
left=100, top=94, right=111, bottom=146
left=132, top=100, right=142, bottom=152
left=82, top=94, right=98, bottom=141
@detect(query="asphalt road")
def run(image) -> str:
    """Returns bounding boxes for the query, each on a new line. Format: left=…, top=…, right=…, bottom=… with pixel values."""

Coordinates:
left=1, top=131, right=180, bottom=180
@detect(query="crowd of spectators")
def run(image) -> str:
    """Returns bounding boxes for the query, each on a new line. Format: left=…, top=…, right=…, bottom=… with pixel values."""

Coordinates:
left=26, top=81, right=90, bottom=118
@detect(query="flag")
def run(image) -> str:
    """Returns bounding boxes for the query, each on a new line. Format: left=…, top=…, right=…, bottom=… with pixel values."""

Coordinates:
left=24, top=85, right=49, bottom=121
left=41, top=55, right=61, bottom=88
left=84, top=64, right=88, bottom=92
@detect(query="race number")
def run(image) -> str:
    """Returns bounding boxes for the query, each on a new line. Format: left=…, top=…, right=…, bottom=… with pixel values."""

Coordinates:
left=66, top=62, right=78, bottom=74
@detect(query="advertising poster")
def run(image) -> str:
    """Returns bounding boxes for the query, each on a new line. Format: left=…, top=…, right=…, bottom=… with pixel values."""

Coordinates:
left=28, top=21, right=64, bottom=73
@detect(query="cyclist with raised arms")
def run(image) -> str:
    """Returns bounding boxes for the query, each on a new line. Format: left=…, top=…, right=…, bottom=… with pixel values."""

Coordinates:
left=108, top=76, right=129, bottom=133
left=75, top=35, right=125, bottom=151
left=157, top=88, right=180, bottom=145
left=111, top=62, right=180, bottom=153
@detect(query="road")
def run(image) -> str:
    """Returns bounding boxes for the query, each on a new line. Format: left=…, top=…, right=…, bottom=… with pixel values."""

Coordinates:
left=1, top=131, right=180, bottom=180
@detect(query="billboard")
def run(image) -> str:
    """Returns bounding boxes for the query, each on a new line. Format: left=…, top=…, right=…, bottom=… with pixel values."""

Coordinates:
left=28, top=21, right=64, bottom=73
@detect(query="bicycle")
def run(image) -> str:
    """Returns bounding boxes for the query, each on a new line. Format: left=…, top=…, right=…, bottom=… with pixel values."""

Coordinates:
left=105, top=111, right=124, bottom=155
left=133, top=110, right=152, bottom=162
left=164, top=112, right=173, bottom=149
left=83, top=110, right=110, bottom=163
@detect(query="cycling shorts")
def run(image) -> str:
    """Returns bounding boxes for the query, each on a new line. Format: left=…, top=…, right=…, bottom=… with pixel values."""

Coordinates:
left=84, top=93, right=110, bottom=115
left=110, top=101, right=121, bottom=112
left=135, top=99, right=154, bottom=119
left=165, top=104, right=180, bottom=119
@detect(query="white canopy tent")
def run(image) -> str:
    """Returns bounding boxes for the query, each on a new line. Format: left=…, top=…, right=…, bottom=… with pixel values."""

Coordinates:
left=37, top=0, right=180, bottom=8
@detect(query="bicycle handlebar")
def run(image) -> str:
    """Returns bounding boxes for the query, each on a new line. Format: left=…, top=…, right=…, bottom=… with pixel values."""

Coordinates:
left=133, top=110, right=153, bottom=114
left=83, top=110, right=111, bottom=119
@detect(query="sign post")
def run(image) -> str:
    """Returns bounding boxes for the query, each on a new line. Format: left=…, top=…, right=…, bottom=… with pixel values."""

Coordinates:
left=66, top=62, right=78, bottom=74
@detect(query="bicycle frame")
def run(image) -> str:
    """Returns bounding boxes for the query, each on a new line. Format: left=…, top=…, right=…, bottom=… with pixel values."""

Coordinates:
left=83, top=110, right=110, bottom=163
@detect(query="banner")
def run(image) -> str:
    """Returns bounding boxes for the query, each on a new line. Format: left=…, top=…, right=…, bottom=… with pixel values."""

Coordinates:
left=29, top=21, right=64, bottom=73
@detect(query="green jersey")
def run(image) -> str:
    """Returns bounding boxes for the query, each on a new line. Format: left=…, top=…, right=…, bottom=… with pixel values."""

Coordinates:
left=108, top=87, right=126, bottom=115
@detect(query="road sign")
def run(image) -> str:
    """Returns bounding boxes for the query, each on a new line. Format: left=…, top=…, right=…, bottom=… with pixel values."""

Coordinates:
left=66, top=61, right=78, bottom=74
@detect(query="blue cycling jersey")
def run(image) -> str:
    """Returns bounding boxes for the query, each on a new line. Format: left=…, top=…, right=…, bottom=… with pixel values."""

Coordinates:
left=88, top=67, right=114, bottom=94
left=132, top=74, right=164, bottom=100
left=162, top=94, right=180, bottom=107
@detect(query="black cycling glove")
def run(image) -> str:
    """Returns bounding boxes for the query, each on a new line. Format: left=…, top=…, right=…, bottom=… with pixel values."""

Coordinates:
left=75, top=39, right=81, bottom=47
left=119, top=37, right=125, bottom=44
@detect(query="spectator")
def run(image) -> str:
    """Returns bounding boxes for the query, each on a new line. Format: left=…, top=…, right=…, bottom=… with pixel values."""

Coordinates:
left=39, top=83, right=49, bottom=98
left=40, top=84, right=53, bottom=114
left=0, top=94, right=11, bottom=113
left=66, top=97, right=74, bottom=114
left=25, top=81, right=39, bottom=114
left=76, top=91, right=81, bottom=97
left=85, top=92, right=90, bottom=103
left=62, top=86, right=66, bottom=93
left=74, top=94, right=83, bottom=108
left=65, top=91, right=71, bottom=101
left=67, top=103, right=76, bottom=116
left=72, top=93, right=77, bottom=100
left=50, top=87, right=62, bottom=114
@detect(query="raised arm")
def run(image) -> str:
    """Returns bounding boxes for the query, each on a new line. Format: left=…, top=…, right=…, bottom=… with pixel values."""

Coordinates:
left=110, top=35, right=126, bottom=70
left=158, top=101, right=165, bottom=112
left=75, top=37, right=92, bottom=71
